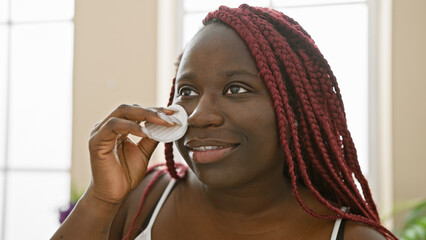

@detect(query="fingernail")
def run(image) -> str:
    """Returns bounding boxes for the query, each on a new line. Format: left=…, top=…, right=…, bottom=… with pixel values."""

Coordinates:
left=163, top=109, right=176, bottom=114
left=168, top=116, right=182, bottom=125
left=157, top=113, right=175, bottom=125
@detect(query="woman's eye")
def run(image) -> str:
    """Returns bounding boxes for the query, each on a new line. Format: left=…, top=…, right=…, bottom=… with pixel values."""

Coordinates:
left=226, top=86, right=248, bottom=95
left=178, top=88, right=198, bottom=97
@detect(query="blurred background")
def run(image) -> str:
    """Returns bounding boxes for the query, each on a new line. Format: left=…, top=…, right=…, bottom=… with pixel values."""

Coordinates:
left=0, top=0, right=425, bottom=239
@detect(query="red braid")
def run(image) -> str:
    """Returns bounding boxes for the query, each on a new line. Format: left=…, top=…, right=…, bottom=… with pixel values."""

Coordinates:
left=256, top=8, right=379, bottom=216
left=230, top=5, right=370, bottom=221
left=161, top=4, right=395, bottom=239
left=164, top=77, right=187, bottom=180
left=154, top=4, right=399, bottom=239
left=124, top=77, right=187, bottom=239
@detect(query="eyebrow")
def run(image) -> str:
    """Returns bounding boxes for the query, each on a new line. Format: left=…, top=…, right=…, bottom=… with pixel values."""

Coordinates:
left=177, top=72, right=196, bottom=81
left=221, top=69, right=259, bottom=79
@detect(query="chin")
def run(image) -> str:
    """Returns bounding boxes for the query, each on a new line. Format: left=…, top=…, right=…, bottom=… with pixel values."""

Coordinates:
left=188, top=162, right=252, bottom=189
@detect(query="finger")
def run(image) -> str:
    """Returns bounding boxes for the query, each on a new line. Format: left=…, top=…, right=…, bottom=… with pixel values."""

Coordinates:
left=147, top=107, right=175, bottom=115
left=116, top=139, right=132, bottom=188
left=137, top=137, right=159, bottom=159
left=94, top=121, right=101, bottom=128
left=145, top=107, right=178, bottom=125
left=92, top=104, right=175, bottom=134
left=90, top=121, right=102, bottom=136
left=122, top=139, right=155, bottom=188
left=158, top=114, right=182, bottom=125
left=90, top=117, right=147, bottom=146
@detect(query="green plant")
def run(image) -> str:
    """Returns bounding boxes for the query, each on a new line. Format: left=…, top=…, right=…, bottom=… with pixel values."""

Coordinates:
left=399, top=200, right=426, bottom=240
left=391, top=199, right=426, bottom=240
left=70, top=184, right=84, bottom=203
left=59, top=184, right=85, bottom=223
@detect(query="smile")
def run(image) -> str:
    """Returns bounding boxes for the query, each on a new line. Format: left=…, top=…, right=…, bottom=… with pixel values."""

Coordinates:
left=189, top=145, right=235, bottom=151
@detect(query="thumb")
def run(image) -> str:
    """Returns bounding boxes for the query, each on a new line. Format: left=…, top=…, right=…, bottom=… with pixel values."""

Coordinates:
left=137, top=138, right=159, bottom=159
left=120, top=138, right=159, bottom=189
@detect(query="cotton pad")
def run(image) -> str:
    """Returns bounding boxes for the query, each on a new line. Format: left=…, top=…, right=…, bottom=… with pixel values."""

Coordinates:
left=144, top=104, right=188, bottom=142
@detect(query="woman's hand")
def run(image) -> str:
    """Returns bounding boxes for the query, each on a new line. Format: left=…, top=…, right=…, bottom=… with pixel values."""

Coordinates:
left=87, top=104, right=174, bottom=204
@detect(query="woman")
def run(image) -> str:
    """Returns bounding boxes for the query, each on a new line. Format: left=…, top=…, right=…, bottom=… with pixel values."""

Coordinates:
left=52, top=4, right=397, bottom=240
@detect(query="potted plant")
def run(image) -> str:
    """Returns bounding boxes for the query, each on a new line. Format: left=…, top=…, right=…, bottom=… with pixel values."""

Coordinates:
left=59, top=185, right=84, bottom=224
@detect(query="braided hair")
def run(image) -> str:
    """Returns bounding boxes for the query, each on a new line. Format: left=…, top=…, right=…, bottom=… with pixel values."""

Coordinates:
left=162, top=4, right=396, bottom=239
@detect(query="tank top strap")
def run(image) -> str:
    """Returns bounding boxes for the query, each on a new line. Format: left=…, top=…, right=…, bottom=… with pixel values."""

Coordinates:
left=146, top=178, right=177, bottom=229
left=135, top=178, right=177, bottom=240
left=330, top=206, right=349, bottom=240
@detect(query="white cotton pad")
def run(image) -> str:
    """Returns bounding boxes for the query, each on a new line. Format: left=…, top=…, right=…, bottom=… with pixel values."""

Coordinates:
left=144, top=104, right=188, bottom=142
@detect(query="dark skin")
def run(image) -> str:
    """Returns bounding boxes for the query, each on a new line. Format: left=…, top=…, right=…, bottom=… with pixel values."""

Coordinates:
left=52, top=24, right=386, bottom=240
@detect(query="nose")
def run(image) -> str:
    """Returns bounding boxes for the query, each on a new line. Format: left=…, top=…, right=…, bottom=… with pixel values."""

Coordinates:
left=187, top=95, right=224, bottom=128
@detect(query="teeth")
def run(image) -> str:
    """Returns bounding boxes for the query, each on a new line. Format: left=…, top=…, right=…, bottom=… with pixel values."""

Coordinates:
left=192, top=146, right=226, bottom=151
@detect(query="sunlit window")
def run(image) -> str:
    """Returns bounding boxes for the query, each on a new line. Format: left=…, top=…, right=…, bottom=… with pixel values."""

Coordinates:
left=180, top=0, right=369, bottom=175
left=0, top=0, right=74, bottom=239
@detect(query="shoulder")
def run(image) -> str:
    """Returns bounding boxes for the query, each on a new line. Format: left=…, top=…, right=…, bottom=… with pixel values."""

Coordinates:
left=109, top=166, right=173, bottom=239
left=343, top=220, right=387, bottom=240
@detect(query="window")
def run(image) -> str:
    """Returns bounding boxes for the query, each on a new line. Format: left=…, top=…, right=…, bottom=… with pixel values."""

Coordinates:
left=180, top=0, right=370, bottom=175
left=0, top=0, right=74, bottom=239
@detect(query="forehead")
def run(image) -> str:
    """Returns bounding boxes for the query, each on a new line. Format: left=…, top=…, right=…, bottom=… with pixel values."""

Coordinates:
left=177, top=24, right=258, bottom=78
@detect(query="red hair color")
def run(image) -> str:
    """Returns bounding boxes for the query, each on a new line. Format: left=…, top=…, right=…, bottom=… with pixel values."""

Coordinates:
left=128, top=4, right=396, bottom=239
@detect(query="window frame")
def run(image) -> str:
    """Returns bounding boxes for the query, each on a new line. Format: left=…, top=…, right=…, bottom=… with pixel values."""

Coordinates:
left=156, top=0, right=393, bottom=221
left=0, top=1, right=74, bottom=238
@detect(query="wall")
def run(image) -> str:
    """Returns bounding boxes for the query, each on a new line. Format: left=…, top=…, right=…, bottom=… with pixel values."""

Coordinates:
left=71, top=0, right=158, bottom=189
left=392, top=0, right=426, bottom=226
left=70, top=0, right=426, bottom=225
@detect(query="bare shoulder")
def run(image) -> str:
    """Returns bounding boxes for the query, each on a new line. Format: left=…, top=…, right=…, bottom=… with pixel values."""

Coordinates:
left=109, top=166, right=172, bottom=239
left=344, top=221, right=387, bottom=240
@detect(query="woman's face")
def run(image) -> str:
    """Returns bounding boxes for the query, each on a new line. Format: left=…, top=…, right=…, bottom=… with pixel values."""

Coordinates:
left=174, top=24, right=285, bottom=188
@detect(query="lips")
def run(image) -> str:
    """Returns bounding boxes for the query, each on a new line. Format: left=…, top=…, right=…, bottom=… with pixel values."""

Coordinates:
left=185, top=139, right=239, bottom=164
left=190, top=145, right=234, bottom=151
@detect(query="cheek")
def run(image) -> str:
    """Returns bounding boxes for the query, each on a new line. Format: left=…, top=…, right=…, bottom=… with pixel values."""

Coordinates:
left=235, top=104, right=280, bottom=146
left=175, top=139, right=186, bottom=156
left=237, top=99, right=277, bottom=130
left=175, top=139, right=194, bottom=169
left=252, top=116, right=279, bottom=142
